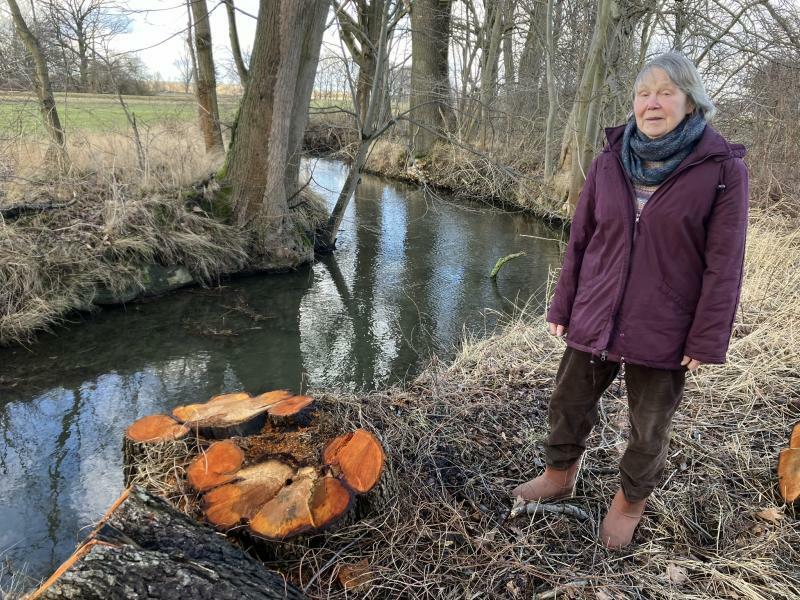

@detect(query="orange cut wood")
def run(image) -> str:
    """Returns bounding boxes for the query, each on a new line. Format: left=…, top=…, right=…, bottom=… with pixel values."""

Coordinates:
left=187, top=440, right=245, bottom=492
left=310, top=476, right=353, bottom=529
left=202, top=460, right=295, bottom=528
left=323, top=429, right=385, bottom=493
left=269, top=394, right=314, bottom=417
left=209, top=391, right=252, bottom=404
left=125, top=414, right=190, bottom=443
left=790, top=423, right=800, bottom=449
left=778, top=448, right=800, bottom=503
left=172, top=390, right=294, bottom=438
left=249, top=467, right=319, bottom=539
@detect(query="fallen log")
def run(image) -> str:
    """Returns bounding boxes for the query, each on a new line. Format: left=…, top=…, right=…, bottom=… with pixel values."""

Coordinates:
left=27, top=487, right=306, bottom=599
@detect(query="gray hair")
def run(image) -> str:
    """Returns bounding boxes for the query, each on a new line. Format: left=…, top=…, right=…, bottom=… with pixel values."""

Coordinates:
left=634, top=52, right=716, bottom=121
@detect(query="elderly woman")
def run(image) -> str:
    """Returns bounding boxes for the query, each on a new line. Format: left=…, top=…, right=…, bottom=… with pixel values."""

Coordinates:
left=512, top=52, right=748, bottom=548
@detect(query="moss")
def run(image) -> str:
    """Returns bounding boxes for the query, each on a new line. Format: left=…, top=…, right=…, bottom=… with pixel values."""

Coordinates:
left=209, top=185, right=234, bottom=222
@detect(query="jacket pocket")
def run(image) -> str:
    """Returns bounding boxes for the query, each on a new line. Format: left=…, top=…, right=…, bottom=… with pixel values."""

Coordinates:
left=658, top=279, right=693, bottom=314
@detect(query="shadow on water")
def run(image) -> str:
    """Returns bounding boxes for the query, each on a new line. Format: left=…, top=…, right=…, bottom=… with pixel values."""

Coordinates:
left=0, top=158, right=564, bottom=586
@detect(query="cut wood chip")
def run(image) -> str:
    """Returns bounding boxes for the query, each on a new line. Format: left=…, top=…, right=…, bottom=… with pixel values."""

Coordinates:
left=125, top=414, right=189, bottom=443
left=337, top=559, right=371, bottom=591
left=778, top=448, right=800, bottom=503
left=323, top=429, right=385, bottom=493
left=187, top=440, right=245, bottom=492
left=172, top=390, right=311, bottom=438
left=790, top=422, right=800, bottom=449
left=268, top=394, right=313, bottom=417
left=249, top=468, right=353, bottom=539
left=202, top=460, right=295, bottom=528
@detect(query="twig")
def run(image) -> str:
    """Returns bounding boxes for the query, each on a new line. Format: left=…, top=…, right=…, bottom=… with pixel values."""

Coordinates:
left=509, top=498, right=591, bottom=521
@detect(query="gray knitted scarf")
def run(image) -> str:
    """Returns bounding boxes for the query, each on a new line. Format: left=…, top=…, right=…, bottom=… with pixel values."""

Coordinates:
left=621, top=113, right=707, bottom=186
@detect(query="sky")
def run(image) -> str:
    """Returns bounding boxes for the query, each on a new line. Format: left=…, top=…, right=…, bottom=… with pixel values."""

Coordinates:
left=114, top=0, right=260, bottom=82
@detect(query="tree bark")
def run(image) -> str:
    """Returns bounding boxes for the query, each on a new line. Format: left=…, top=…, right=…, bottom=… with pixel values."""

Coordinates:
left=410, top=0, right=453, bottom=157
left=322, top=0, right=393, bottom=249
left=191, top=0, right=224, bottom=153
left=224, top=0, right=249, bottom=87
left=544, top=0, right=647, bottom=213
left=30, top=488, right=306, bottom=599
left=479, top=0, right=506, bottom=147
left=186, top=0, right=199, bottom=92
left=7, top=0, right=66, bottom=165
left=224, top=0, right=329, bottom=269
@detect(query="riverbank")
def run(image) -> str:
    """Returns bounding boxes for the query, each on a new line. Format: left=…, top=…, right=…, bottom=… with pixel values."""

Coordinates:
left=60, top=206, right=798, bottom=598
left=304, top=113, right=565, bottom=221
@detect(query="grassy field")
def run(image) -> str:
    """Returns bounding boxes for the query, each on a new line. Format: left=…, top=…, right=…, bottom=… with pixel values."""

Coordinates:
left=0, top=91, right=242, bottom=135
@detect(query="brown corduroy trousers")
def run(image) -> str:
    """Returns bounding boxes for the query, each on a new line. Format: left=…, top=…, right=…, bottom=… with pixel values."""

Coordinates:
left=545, top=347, right=686, bottom=501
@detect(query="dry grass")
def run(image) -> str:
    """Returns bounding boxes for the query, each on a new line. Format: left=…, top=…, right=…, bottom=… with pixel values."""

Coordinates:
left=0, top=121, right=332, bottom=346
left=286, top=210, right=799, bottom=599
left=0, top=124, right=248, bottom=346
left=121, top=209, right=799, bottom=598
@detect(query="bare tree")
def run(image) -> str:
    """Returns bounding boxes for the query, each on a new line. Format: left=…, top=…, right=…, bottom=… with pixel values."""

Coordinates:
left=6, top=0, right=66, bottom=166
left=174, top=48, right=194, bottom=94
left=44, top=0, right=129, bottom=92
left=190, top=0, right=224, bottom=153
left=223, top=0, right=329, bottom=268
left=334, top=0, right=406, bottom=120
left=322, top=0, right=401, bottom=248
left=223, top=0, right=249, bottom=87
left=409, top=0, right=453, bottom=157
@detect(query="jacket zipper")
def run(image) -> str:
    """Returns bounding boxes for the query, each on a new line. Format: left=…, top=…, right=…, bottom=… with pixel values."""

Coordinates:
left=596, top=150, right=727, bottom=361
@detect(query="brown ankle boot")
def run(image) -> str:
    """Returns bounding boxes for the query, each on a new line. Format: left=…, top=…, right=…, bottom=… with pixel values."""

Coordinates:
left=511, top=461, right=580, bottom=502
left=599, top=489, right=647, bottom=549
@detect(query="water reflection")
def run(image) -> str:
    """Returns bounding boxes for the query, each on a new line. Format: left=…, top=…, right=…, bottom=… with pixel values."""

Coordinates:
left=0, top=158, right=563, bottom=587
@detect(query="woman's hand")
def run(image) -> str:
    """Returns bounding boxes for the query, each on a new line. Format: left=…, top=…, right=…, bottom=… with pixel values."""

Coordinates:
left=548, top=322, right=568, bottom=337
left=681, top=355, right=702, bottom=371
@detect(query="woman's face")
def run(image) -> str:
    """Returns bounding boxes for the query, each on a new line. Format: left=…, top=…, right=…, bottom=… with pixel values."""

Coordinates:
left=633, top=68, right=694, bottom=139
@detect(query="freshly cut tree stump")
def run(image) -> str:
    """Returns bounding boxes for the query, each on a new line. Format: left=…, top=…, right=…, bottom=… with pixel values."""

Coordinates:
left=203, top=460, right=296, bottom=528
left=778, top=448, right=800, bottom=503
left=172, top=390, right=313, bottom=438
left=790, top=423, right=800, bottom=449
left=29, top=487, right=306, bottom=599
left=187, top=428, right=384, bottom=540
left=186, top=438, right=245, bottom=491
left=777, top=422, right=800, bottom=503
left=323, top=429, right=385, bottom=493
left=123, top=414, right=192, bottom=486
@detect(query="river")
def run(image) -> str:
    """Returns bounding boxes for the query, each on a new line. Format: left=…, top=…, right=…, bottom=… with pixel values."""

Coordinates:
left=0, top=158, right=563, bottom=589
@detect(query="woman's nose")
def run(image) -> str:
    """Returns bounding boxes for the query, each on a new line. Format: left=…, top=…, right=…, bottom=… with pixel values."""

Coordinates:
left=646, top=96, right=661, bottom=109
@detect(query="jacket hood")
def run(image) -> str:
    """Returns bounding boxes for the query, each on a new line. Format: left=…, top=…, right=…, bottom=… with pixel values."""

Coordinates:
left=603, top=121, right=746, bottom=160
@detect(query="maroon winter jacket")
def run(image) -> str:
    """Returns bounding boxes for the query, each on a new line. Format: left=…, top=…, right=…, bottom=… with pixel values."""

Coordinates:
left=546, top=124, right=749, bottom=369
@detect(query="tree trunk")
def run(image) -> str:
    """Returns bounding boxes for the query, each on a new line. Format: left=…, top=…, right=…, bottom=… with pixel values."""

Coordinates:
left=186, top=0, right=199, bottom=92
left=502, top=0, right=516, bottom=86
left=77, top=28, right=89, bottom=91
left=191, top=0, right=224, bottom=153
left=543, top=0, right=557, bottom=177
left=544, top=0, right=646, bottom=213
left=7, top=0, right=66, bottom=166
left=30, top=488, right=306, bottom=599
left=409, top=0, right=453, bottom=158
left=479, top=0, right=506, bottom=147
left=322, top=0, right=392, bottom=249
left=224, top=0, right=329, bottom=269
left=225, top=0, right=250, bottom=87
